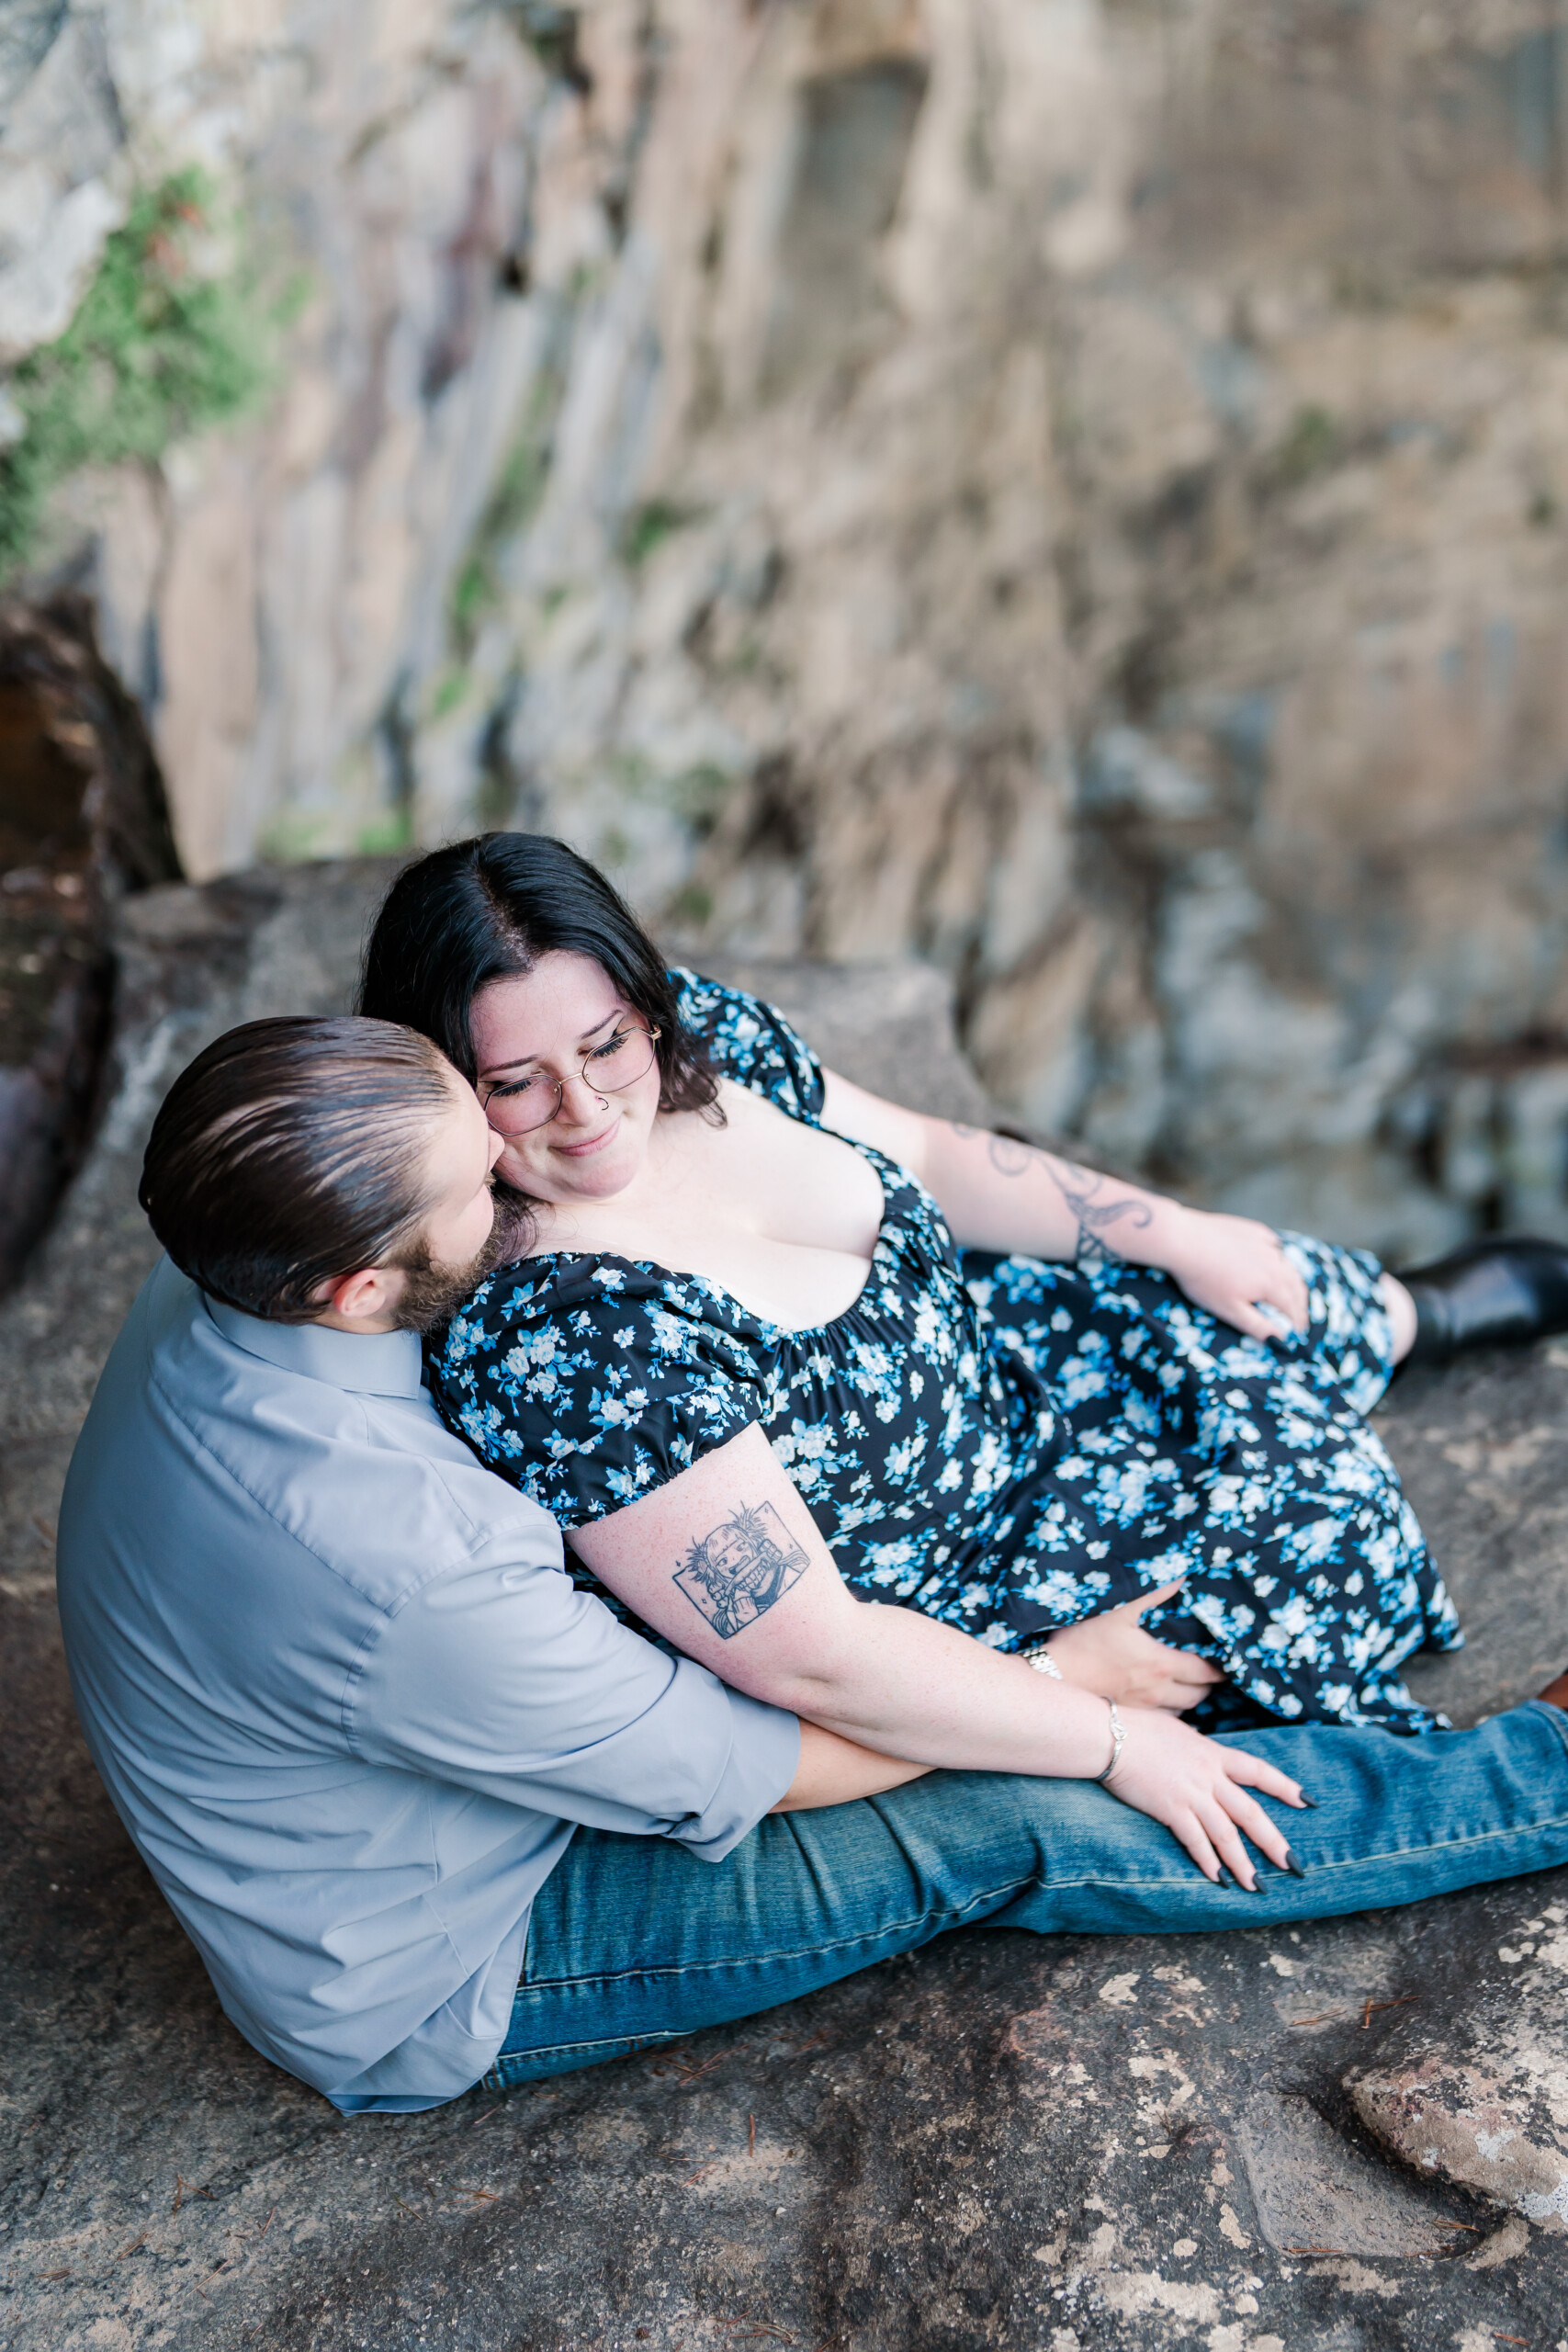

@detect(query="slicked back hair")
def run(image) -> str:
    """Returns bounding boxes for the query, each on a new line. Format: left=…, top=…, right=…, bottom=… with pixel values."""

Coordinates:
left=356, top=831, right=720, bottom=1114
left=138, top=1015, right=457, bottom=1321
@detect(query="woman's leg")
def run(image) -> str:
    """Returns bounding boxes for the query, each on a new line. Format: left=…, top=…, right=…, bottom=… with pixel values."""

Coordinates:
left=962, top=1238, right=1457, bottom=1729
left=488, top=1702, right=1568, bottom=2086
left=1396, top=1236, right=1568, bottom=1364
left=1383, top=1272, right=1419, bottom=1363
left=1146, top=1234, right=1459, bottom=1726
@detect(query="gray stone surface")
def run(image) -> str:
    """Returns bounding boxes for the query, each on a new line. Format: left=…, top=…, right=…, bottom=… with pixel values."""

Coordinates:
left=6, top=860, right=1568, bottom=2350
left=694, top=955, right=994, bottom=1129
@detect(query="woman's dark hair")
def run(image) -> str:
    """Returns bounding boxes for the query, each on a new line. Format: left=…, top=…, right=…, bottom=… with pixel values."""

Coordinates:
left=357, top=832, right=720, bottom=1115
left=139, top=1016, right=457, bottom=1321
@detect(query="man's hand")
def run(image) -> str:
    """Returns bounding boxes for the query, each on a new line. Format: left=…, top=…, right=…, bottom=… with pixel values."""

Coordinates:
left=1158, top=1208, right=1308, bottom=1343
left=1043, top=1578, right=1223, bottom=1713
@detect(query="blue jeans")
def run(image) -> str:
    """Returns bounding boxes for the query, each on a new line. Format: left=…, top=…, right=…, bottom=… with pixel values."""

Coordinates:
left=489, top=1704, right=1568, bottom=2087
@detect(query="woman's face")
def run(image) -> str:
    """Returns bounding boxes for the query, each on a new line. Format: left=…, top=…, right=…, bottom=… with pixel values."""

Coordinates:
left=469, top=950, right=664, bottom=1208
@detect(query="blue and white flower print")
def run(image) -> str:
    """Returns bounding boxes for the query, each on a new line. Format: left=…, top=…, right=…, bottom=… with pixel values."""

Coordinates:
left=430, top=971, right=1461, bottom=1733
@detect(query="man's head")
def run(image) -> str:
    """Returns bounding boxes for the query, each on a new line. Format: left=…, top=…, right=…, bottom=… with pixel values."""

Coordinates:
left=139, top=1016, right=505, bottom=1331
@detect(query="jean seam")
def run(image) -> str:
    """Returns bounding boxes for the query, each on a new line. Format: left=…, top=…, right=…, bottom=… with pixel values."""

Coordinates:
left=1526, top=1696, right=1568, bottom=1761
left=518, top=1797, right=1568, bottom=2002
left=516, top=1879, right=1037, bottom=1998
left=1237, top=1814, right=1568, bottom=1881
left=494, top=2027, right=692, bottom=2063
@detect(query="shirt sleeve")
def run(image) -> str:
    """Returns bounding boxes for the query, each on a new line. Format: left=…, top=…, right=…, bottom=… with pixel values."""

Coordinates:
left=432, top=1258, right=770, bottom=1529
left=349, top=1521, right=800, bottom=1859
left=670, top=968, right=826, bottom=1122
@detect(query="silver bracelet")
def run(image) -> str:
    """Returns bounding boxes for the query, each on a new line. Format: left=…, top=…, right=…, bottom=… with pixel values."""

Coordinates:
left=1094, top=1698, right=1127, bottom=1784
left=1028, top=1650, right=1124, bottom=1782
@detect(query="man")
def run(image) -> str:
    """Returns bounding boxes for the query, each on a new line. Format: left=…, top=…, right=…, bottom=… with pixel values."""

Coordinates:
left=57, top=1016, right=1568, bottom=2114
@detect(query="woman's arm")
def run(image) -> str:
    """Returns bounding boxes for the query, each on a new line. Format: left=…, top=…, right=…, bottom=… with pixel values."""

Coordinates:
left=819, top=1069, right=1308, bottom=1343
left=569, top=1424, right=1308, bottom=1883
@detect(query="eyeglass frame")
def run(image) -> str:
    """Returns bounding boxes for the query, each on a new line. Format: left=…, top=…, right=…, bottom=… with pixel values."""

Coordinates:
left=477, top=1022, right=662, bottom=1136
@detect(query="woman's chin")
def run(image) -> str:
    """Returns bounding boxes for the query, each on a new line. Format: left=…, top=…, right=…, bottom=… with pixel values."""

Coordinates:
left=507, top=1128, right=645, bottom=1204
left=559, top=1159, right=639, bottom=1204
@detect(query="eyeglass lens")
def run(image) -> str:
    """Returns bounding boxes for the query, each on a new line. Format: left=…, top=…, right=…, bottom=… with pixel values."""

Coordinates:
left=483, top=1026, right=659, bottom=1133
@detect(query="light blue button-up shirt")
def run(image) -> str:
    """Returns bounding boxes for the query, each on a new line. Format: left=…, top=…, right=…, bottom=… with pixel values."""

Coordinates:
left=56, top=1258, right=799, bottom=2112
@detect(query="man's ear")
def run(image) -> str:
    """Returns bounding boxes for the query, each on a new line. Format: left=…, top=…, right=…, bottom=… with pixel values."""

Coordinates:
left=319, top=1265, right=400, bottom=1324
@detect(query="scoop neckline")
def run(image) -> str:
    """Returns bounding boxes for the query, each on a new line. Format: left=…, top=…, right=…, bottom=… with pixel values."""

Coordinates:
left=487, top=1133, right=904, bottom=1343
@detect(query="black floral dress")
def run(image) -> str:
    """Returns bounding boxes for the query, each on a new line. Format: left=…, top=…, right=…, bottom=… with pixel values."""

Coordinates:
left=430, top=973, right=1461, bottom=1731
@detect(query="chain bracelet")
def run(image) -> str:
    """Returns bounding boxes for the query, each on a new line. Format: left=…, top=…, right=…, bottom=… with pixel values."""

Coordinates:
left=1024, top=1645, right=1064, bottom=1681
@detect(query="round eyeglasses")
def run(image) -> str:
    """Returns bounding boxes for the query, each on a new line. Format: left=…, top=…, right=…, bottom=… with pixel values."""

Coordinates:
left=479, top=1023, right=661, bottom=1136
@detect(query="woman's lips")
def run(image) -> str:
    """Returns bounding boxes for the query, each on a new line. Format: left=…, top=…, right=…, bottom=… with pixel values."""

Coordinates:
left=553, top=1117, right=622, bottom=1159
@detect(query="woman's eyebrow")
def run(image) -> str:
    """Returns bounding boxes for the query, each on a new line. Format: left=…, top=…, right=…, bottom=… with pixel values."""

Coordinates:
left=480, top=1008, right=626, bottom=1077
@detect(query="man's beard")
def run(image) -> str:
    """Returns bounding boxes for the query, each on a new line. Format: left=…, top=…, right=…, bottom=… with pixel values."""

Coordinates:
left=391, top=1212, right=510, bottom=1335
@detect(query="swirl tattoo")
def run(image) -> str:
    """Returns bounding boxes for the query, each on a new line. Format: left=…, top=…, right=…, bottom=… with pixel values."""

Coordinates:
left=955, top=1125, right=1156, bottom=1262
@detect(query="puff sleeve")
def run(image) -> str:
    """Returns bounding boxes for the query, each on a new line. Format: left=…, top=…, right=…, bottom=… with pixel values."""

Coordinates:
left=670, top=968, right=826, bottom=1122
left=431, top=1257, right=775, bottom=1529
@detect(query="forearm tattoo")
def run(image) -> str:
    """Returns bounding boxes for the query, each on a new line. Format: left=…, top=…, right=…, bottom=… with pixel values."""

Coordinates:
left=952, top=1125, right=1155, bottom=1263
left=674, top=1498, right=809, bottom=1638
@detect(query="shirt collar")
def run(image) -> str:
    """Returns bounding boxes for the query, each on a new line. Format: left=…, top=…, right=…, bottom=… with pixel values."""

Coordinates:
left=203, top=1295, right=426, bottom=1399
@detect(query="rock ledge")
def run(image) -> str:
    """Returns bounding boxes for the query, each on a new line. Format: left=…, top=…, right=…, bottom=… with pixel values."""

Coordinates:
left=4, top=861, right=1568, bottom=2350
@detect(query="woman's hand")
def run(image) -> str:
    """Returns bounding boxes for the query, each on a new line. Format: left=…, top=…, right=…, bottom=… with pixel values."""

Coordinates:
left=1158, top=1207, right=1308, bottom=1343
left=1043, top=1578, right=1224, bottom=1712
left=1106, top=1706, right=1308, bottom=1886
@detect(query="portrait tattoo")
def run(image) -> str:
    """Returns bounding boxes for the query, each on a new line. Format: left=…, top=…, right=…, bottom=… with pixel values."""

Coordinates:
left=673, top=1499, right=809, bottom=1639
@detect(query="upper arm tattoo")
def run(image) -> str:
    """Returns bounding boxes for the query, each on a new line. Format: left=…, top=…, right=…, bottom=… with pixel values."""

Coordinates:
left=673, top=1499, right=809, bottom=1639
left=950, top=1123, right=1156, bottom=1262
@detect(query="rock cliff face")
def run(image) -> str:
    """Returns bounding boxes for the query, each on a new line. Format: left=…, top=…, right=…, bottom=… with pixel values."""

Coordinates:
left=6, top=2, right=1568, bottom=1250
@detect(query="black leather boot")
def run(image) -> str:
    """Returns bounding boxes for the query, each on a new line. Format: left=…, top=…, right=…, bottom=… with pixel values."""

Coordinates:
left=1397, top=1235, right=1568, bottom=1369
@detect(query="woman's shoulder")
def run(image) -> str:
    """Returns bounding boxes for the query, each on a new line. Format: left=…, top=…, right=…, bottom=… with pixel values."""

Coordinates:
left=434, top=1251, right=766, bottom=1385
left=669, top=967, right=825, bottom=1124
left=427, top=1253, right=773, bottom=1518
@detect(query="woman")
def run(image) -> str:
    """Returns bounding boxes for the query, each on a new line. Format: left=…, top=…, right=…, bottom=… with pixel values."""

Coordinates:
left=360, top=831, right=1568, bottom=1745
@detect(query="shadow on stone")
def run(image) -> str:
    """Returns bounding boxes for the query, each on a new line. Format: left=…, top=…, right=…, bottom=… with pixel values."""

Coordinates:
left=0, top=592, right=181, bottom=1292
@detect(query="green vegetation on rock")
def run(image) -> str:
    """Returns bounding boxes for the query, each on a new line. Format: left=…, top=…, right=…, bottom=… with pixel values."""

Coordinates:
left=509, top=4, right=586, bottom=86
left=447, top=365, right=566, bottom=660
left=354, top=811, right=415, bottom=856
left=620, top=497, right=701, bottom=569
left=1257, top=402, right=1341, bottom=496
left=0, top=170, right=287, bottom=582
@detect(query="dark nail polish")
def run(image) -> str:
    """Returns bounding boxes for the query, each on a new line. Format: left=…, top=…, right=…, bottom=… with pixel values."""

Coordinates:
left=1283, top=1849, right=1307, bottom=1878
left=1297, top=1792, right=1319, bottom=1809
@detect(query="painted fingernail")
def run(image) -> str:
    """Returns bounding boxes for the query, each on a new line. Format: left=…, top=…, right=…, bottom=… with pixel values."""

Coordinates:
left=1283, top=1849, right=1307, bottom=1878
left=1297, top=1792, right=1320, bottom=1809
